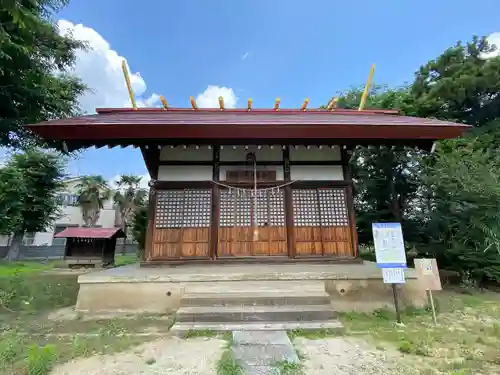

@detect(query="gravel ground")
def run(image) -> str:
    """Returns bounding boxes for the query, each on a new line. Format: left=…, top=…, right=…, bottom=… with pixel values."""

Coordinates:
left=293, top=337, right=411, bottom=375
left=51, top=337, right=226, bottom=375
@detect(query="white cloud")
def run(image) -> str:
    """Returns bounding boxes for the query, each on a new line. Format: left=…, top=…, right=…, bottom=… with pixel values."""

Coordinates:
left=481, top=32, right=500, bottom=59
left=57, top=20, right=160, bottom=113
left=196, top=86, right=238, bottom=108
left=241, top=52, right=250, bottom=61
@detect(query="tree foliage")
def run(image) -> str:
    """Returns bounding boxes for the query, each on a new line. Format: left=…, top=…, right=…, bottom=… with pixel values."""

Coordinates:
left=131, top=200, right=148, bottom=259
left=0, top=0, right=86, bottom=147
left=76, top=176, right=111, bottom=227
left=0, top=149, right=66, bottom=260
left=114, top=175, right=147, bottom=254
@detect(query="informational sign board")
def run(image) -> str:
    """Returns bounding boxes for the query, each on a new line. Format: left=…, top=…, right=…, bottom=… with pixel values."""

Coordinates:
left=382, top=268, right=406, bottom=284
left=414, top=258, right=442, bottom=291
left=372, top=223, right=407, bottom=268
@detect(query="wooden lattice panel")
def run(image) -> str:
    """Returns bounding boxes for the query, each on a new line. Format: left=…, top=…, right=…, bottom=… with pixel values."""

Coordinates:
left=292, top=189, right=320, bottom=227
left=256, top=190, right=285, bottom=226
left=219, top=189, right=252, bottom=227
left=155, top=189, right=211, bottom=228
left=317, top=188, right=349, bottom=226
left=151, top=189, right=211, bottom=260
left=292, top=188, right=353, bottom=257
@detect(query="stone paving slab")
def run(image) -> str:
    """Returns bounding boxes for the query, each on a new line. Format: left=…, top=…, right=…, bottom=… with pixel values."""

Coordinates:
left=232, top=330, right=299, bottom=374
left=233, top=330, right=293, bottom=346
left=245, top=365, right=280, bottom=375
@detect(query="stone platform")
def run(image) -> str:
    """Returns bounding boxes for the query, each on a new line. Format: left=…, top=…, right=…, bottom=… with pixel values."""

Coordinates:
left=75, top=261, right=428, bottom=316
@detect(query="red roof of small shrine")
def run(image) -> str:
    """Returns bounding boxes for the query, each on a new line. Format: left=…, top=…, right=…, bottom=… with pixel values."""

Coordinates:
left=54, top=227, right=125, bottom=239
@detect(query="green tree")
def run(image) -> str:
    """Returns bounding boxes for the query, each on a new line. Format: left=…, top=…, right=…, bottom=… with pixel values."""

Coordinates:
left=76, top=176, right=111, bottom=227
left=113, top=175, right=147, bottom=255
left=0, top=0, right=86, bottom=148
left=410, top=36, right=500, bottom=127
left=131, top=201, right=148, bottom=260
left=331, top=85, right=424, bottom=243
left=0, top=150, right=66, bottom=260
left=424, top=131, right=500, bottom=284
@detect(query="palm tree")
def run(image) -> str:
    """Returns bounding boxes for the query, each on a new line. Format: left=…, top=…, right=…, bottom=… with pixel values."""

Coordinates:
left=113, top=175, right=148, bottom=255
left=76, top=176, right=111, bottom=227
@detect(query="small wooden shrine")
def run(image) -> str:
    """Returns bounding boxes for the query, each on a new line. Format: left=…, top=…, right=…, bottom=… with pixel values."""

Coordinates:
left=54, top=227, right=125, bottom=268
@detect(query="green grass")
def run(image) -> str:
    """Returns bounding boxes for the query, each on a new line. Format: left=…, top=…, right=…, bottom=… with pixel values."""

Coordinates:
left=274, top=360, right=304, bottom=375
left=338, top=290, right=500, bottom=374
left=0, top=260, right=65, bottom=277
left=288, top=328, right=342, bottom=340
left=0, top=261, right=173, bottom=375
left=216, top=350, right=243, bottom=375
left=114, top=254, right=139, bottom=267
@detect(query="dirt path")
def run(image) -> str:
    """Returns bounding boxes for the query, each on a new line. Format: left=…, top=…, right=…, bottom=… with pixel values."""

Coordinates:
left=294, top=337, right=413, bottom=375
left=51, top=337, right=226, bottom=375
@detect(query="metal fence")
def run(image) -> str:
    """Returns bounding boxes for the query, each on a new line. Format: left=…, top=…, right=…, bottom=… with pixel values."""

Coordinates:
left=0, top=243, right=138, bottom=260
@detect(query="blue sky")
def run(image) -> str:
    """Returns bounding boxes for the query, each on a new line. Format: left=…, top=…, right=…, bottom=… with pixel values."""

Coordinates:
left=55, top=0, right=500, bottom=183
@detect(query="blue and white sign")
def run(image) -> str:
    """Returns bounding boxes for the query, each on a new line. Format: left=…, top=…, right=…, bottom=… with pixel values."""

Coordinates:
left=372, top=223, right=407, bottom=268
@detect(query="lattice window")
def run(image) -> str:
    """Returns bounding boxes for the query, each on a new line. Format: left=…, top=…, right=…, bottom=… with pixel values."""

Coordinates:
left=155, top=189, right=211, bottom=228
left=292, top=189, right=320, bottom=226
left=292, top=188, right=349, bottom=227
left=318, top=188, right=349, bottom=226
left=220, top=189, right=285, bottom=227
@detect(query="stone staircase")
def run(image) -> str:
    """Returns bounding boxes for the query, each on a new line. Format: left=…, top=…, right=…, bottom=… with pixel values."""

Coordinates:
left=170, top=280, right=344, bottom=335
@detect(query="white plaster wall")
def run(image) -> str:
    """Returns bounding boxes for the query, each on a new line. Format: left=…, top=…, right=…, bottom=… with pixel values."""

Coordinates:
left=158, top=165, right=212, bottom=181
left=220, top=145, right=282, bottom=161
left=290, top=165, right=344, bottom=181
left=220, top=165, right=284, bottom=181
left=290, top=146, right=341, bottom=162
left=160, top=146, right=212, bottom=161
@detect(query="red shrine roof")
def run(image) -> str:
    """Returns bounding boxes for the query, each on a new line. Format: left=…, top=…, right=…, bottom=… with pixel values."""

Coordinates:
left=26, top=107, right=470, bottom=149
left=54, top=227, right=125, bottom=239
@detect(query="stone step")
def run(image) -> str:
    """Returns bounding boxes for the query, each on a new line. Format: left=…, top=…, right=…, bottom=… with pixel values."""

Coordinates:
left=170, top=320, right=344, bottom=336
left=176, top=305, right=336, bottom=323
left=180, top=291, right=331, bottom=307
left=184, top=280, right=326, bottom=294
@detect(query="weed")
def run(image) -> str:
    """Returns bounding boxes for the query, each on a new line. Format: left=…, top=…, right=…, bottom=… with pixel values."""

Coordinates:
left=275, top=360, right=304, bottom=375
left=216, top=350, right=242, bottom=375
left=185, top=329, right=219, bottom=339
left=145, top=358, right=156, bottom=365
left=288, top=328, right=342, bottom=340
left=25, top=344, right=58, bottom=375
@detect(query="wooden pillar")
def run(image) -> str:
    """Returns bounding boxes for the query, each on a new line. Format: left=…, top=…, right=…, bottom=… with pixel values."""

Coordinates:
left=209, top=145, right=220, bottom=259
left=282, top=146, right=296, bottom=258
left=141, top=145, right=160, bottom=263
left=341, top=147, right=359, bottom=258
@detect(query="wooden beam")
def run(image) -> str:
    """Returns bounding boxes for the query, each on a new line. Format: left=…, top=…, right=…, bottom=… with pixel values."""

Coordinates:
left=282, top=145, right=296, bottom=258
left=274, top=97, right=280, bottom=111
left=248, top=98, right=253, bottom=110
left=219, top=96, right=224, bottom=110
left=144, top=187, right=157, bottom=262
left=190, top=96, right=198, bottom=110
left=209, top=145, right=220, bottom=259
left=301, top=98, right=309, bottom=111
left=346, top=184, right=359, bottom=258
left=121, top=60, right=137, bottom=110
left=359, top=64, right=375, bottom=111
left=160, top=96, right=168, bottom=109
left=326, top=98, right=338, bottom=111
left=140, top=146, right=160, bottom=179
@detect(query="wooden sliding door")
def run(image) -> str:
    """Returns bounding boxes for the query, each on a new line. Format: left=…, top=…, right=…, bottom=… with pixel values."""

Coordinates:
left=292, top=187, right=354, bottom=257
left=218, top=188, right=287, bottom=257
left=151, top=189, right=212, bottom=259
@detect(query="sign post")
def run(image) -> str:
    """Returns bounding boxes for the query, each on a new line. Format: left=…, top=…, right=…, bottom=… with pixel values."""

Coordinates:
left=414, top=258, right=442, bottom=325
left=372, top=223, right=407, bottom=324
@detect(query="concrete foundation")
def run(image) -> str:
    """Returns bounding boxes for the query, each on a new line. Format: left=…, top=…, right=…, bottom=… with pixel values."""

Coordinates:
left=75, top=261, right=428, bottom=314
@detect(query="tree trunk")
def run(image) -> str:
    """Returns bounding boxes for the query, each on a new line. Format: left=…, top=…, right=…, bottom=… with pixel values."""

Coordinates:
left=4, top=232, right=24, bottom=261
left=122, top=225, right=127, bottom=256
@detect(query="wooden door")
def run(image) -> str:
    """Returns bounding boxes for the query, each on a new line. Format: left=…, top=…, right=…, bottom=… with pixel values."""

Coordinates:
left=151, top=189, right=211, bottom=259
left=292, top=187, right=354, bottom=257
left=218, top=188, right=287, bottom=256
